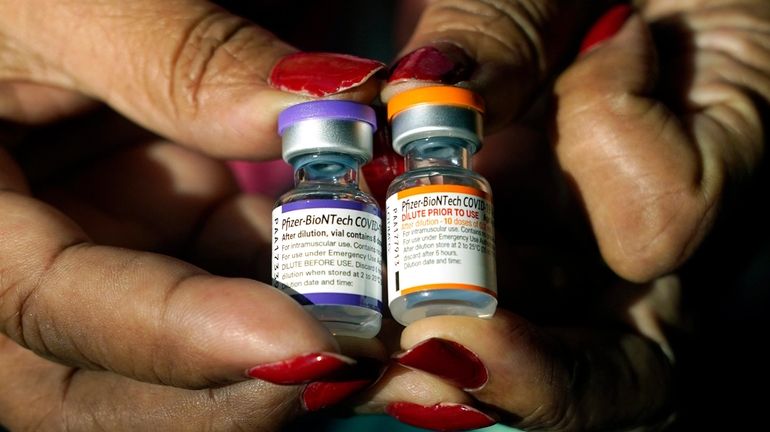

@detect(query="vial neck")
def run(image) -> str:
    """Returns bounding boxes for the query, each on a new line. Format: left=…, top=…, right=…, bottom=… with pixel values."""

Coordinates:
left=292, top=153, right=361, bottom=188
left=403, top=137, right=473, bottom=171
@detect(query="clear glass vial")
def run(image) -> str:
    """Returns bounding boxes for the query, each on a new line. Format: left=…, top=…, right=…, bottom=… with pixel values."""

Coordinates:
left=386, top=86, right=497, bottom=326
left=273, top=100, right=382, bottom=338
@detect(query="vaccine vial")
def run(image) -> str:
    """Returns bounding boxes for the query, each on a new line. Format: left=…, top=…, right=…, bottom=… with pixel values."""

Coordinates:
left=385, top=86, right=497, bottom=326
left=272, top=100, right=382, bottom=338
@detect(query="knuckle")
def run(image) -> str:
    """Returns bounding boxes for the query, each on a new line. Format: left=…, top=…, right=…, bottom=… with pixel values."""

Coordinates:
left=165, top=11, right=265, bottom=119
left=18, top=241, right=93, bottom=363
left=698, top=84, right=765, bottom=177
left=0, top=198, right=88, bottom=354
left=425, top=0, right=547, bottom=70
left=150, top=272, right=202, bottom=387
left=697, top=38, right=770, bottom=104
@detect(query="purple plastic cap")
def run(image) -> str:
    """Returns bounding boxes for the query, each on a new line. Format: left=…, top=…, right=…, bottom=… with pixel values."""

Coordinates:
left=278, top=100, right=377, bottom=135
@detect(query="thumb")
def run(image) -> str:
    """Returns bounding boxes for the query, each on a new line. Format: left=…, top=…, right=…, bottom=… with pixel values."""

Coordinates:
left=0, top=0, right=384, bottom=159
left=554, top=11, right=709, bottom=282
left=381, top=0, right=614, bottom=130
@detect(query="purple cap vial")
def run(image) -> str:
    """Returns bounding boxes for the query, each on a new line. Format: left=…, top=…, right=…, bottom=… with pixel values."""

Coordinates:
left=278, top=100, right=377, bottom=163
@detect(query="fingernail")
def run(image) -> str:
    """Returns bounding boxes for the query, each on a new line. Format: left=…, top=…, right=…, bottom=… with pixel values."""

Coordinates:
left=247, top=352, right=354, bottom=384
left=301, top=358, right=384, bottom=411
left=386, top=402, right=496, bottom=431
left=579, top=4, right=634, bottom=54
left=302, top=380, right=371, bottom=411
left=388, top=44, right=472, bottom=84
left=394, top=338, right=488, bottom=391
left=269, top=52, right=385, bottom=97
left=361, top=106, right=403, bottom=206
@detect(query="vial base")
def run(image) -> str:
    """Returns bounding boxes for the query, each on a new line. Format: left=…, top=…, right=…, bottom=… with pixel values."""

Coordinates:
left=305, top=304, right=382, bottom=339
left=389, top=290, right=497, bottom=326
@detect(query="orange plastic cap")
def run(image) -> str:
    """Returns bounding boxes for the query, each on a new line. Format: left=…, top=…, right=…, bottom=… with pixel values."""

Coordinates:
left=387, top=86, right=485, bottom=120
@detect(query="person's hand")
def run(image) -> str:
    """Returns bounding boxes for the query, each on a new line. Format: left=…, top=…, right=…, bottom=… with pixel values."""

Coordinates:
left=0, top=1, right=386, bottom=430
left=367, top=0, right=769, bottom=430
left=383, top=0, right=767, bottom=283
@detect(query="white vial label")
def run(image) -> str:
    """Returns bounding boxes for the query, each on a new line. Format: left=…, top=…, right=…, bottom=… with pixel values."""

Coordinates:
left=272, top=200, right=382, bottom=312
left=386, top=185, right=496, bottom=303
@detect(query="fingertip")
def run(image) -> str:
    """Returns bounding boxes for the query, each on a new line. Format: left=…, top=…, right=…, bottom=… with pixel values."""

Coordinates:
left=386, top=402, right=497, bottom=431
left=247, top=351, right=354, bottom=384
left=320, top=76, right=383, bottom=105
left=360, top=365, right=472, bottom=410
left=380, top=80, right=443, bottom=104
left=389, top=43, right=472, bottom=81
left=268, top=52, right=386, bottom=98
left=165, top=276, right=339, bottom=384
left=381, top=42, right=473, bottom=102
left=393, top=337, right=488, bottom=391
left=224, top=57, right=383, bottom=161
left=399, top=313, right=529, bottom=348
left=220, top=89, right=305, bottom=160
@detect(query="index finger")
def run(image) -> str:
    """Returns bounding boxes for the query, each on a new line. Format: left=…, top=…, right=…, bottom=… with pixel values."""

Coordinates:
left=0, top=0, right=384, bottom=159
left=0, top=149, right=341, bottom=389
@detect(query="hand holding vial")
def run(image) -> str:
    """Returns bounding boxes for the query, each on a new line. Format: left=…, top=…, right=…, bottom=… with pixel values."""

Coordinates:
left=0, top=1, right=386, bottom=430
left=0, top=0, right=768, bottom=431
left=363, top=1, right=769, bottom=431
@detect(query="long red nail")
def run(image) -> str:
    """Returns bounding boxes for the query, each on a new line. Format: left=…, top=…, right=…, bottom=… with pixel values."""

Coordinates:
left=361, top=106, right=403, bottom=206
left=269, top=52, right=385, bottom=97
left=302, top=380, right=371, bottom=411
left=394, top=338, right=488, bottom=391
left=388, top=45, right=472, bottom=84
left=301, top=357, right=384, bottom=411
left=247, top=352, right=354, bottom=384
left=579, top=4, right=633, bottom=54
left=386, top=402, right=496, bottom=431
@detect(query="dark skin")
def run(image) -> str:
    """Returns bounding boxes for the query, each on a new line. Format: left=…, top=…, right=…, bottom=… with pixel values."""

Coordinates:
left=1, top=0, right=768, bottom=430
left=364, top=1, right=768, bottom=430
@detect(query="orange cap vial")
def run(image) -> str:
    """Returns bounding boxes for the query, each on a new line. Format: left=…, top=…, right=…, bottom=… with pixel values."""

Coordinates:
left=387, top=86, right=485, bottom=155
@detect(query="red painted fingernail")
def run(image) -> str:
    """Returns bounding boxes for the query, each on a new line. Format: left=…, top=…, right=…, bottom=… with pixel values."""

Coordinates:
left=247, top=352, right=354, bottom=384
left=394, top=338, right=488, bottom=391
left=361, top=106, right=403, bottom=206
left=388, top=45, right=472, bottom=84
left=301, top=357, right=384, bottom=411
left=386, top=402, right=496, bottom=431
left=302, top=379, right=371, bottom=411
left=579, top=4, right=634, bottom=54
left=269, top=52, right=385, bottom=97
